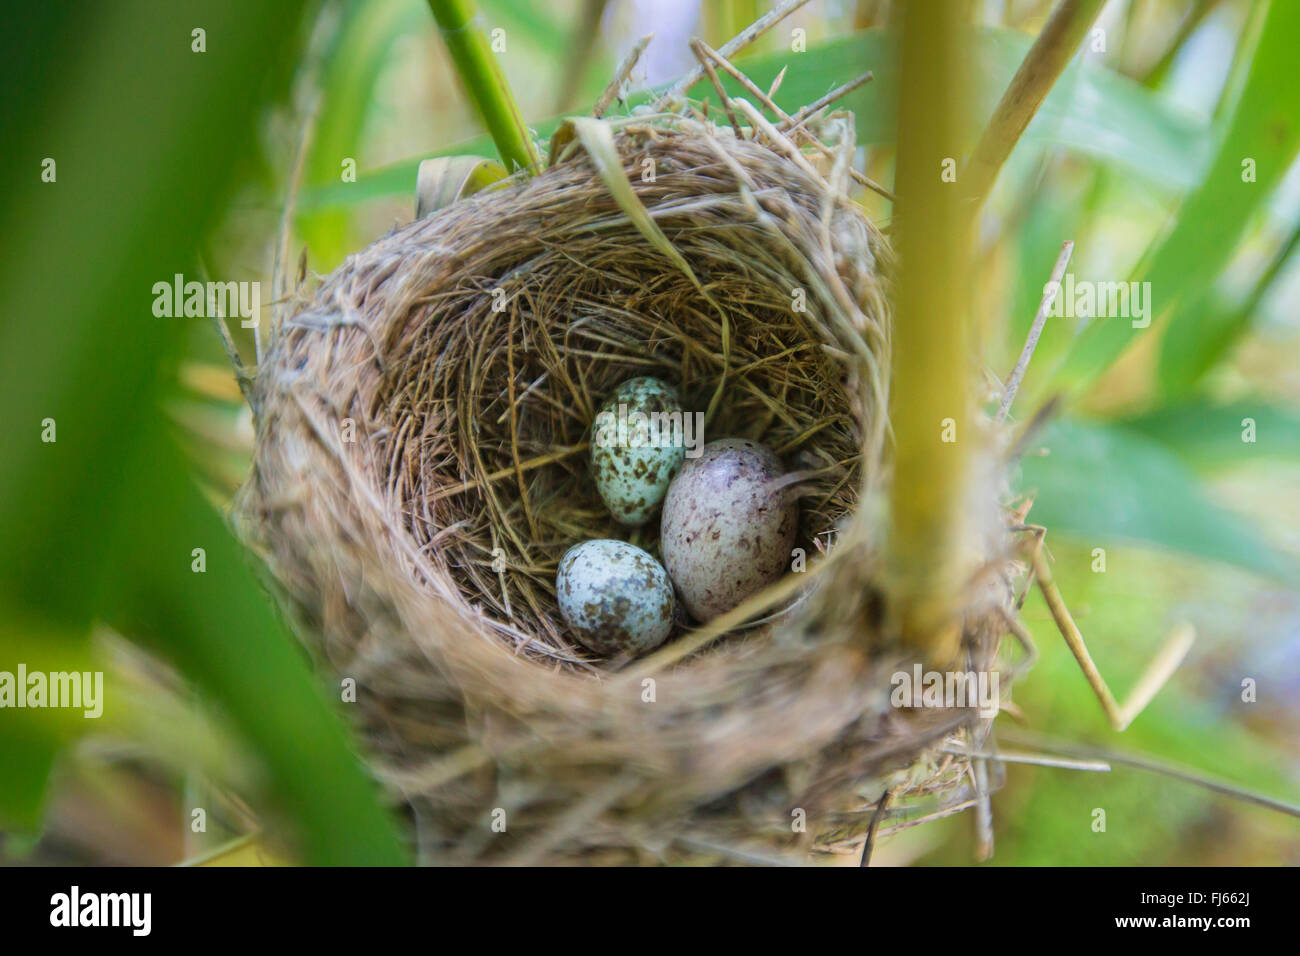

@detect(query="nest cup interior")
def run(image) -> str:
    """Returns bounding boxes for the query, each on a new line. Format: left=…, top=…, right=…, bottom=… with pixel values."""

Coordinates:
left=370, top=127, right=889, bottom=666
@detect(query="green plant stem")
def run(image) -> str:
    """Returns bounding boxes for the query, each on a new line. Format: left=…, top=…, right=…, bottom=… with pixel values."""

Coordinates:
left=887, top=0, right=976, bottom=666
left=427, top=0, right=541, bottom=174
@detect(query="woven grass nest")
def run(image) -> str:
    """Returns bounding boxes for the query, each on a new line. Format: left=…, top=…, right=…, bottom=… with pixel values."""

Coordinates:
left=236, top=103, right=1020, bottom=865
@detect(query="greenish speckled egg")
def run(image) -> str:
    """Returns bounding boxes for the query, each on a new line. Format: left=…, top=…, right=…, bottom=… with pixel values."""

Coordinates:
left=591, top=377, right=686, bottom=526
left=556, top=539, right=675, bottom=656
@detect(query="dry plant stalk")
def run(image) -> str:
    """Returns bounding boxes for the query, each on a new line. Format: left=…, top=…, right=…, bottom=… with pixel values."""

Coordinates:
left=964, top=0, right=1108, bottom=207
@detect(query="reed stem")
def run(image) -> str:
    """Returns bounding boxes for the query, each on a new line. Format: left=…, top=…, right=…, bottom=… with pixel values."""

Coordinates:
left=427, top=0, right=541, bottom=174
left=886, top=0, right=976, bottom=666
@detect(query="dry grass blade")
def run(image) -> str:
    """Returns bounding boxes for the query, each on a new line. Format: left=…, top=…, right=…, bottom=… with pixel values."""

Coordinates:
left=964, top=0, right=1107, bottom=207
left=592, top=33, right=653, bottom=119
left=1000, top=729, right=1300, bottom=820
left=692, top=39, right=894, bottom=200
left=997, top=239, right=1073, bottom=422
left=689, top=38, right=743, bottom=136
left=1115, top=623, right=1196, bottom=731
left=566, top=115, right=732, bottom=418
left=779, top=71, right=875, bottom=133
left=942, top=746, right=1111, bottom=772
left=657, top=0, right=815, bottom=105
left=1032, top=545, right=1195, bottom=731
left=566, top=117, right=710, bottom=295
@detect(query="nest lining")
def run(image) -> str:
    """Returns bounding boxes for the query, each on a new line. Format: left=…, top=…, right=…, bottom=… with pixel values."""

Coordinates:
left=237, top=115, right=1012, bottom=864
left=381, top=128, right=888, bottom=664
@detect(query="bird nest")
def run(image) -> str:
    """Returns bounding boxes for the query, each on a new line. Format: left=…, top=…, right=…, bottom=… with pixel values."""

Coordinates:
left=234, top=103, right=1019, bottom=864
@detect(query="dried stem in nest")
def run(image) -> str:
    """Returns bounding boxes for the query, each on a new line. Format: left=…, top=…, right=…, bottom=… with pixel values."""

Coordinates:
left=658, top=0, right=815, bottom=105
left=592, top=33, right=653, bottom=119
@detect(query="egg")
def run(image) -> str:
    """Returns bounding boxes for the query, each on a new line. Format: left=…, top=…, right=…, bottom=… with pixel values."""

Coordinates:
left=555, top=539, right=676, bottom=656
left=660, top=438, right=798, bottom=621
left=591, top=377, right=685, bottom=526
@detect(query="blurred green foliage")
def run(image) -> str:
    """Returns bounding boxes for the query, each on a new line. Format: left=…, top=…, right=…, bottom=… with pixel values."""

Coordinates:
left=1020, top=419, right=1296, bottom=582
left=0, top=0, right=405, bottom=864
left=1061, top=0, right=1300, bottom=393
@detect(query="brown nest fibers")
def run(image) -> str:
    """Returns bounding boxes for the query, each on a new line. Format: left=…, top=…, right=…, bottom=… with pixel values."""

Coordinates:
left=235, top=106, right=1017, bottom=865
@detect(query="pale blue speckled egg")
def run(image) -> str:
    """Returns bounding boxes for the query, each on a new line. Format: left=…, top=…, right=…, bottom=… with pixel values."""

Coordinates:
left=556, top=539, right=675, bottom=656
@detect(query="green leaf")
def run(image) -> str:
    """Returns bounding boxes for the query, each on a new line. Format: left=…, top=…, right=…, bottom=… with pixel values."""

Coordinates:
left=0, top=0, right=407, bottom=864
left=1058, top=0, right=1300, bottom=393
left=1154, top=221, right=1300, bottom=396
left=300, top=27, right=1209, bottom=211
left=1018, top=419, right=1296, bottom=582
left=1117, top=400, right=1300, bottom=468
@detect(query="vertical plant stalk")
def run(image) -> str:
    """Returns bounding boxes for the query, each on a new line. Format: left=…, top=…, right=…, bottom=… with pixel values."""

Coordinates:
left=887, top=0, right=975, bottom=666
left=427, top=0, right=541, bottom=174
left=963, top=0, right=1106, bottom=208
left=555, top=0, right=609, bottom=113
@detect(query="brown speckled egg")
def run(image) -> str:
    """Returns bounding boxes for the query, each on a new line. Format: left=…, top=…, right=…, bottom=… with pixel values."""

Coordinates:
left=556, top=539, right=675, bottom=656
left=660, top=438, right=798, bottom=621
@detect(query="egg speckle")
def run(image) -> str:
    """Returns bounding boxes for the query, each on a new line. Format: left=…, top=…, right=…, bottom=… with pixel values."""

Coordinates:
left=660, top=438, right=798, bottom=621
left=591, top=377, right=685, bottom=526
left=556, top=539, right=675, bottom=656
